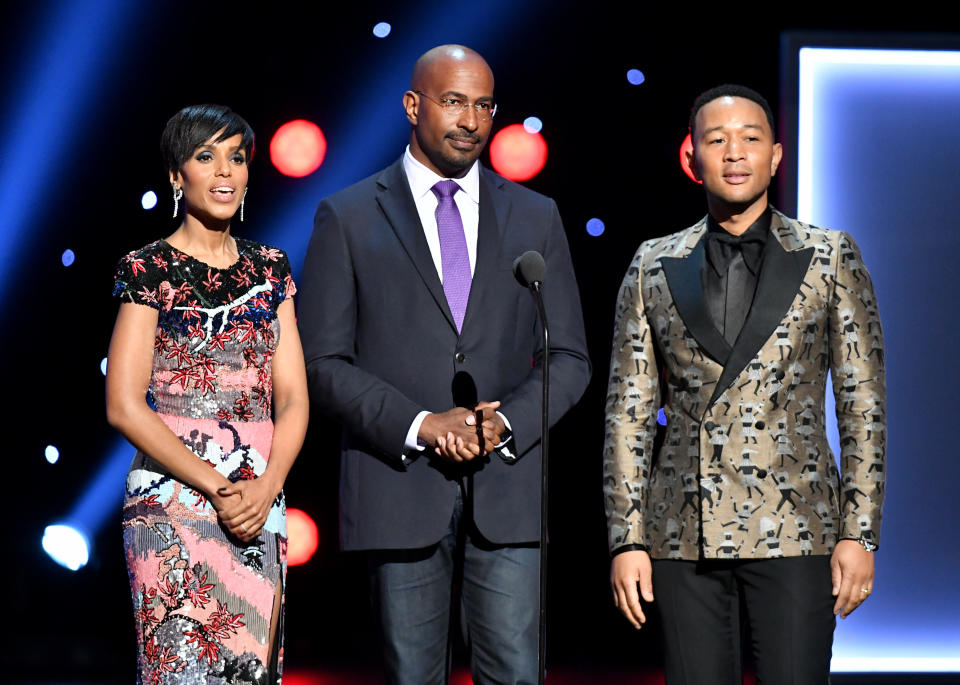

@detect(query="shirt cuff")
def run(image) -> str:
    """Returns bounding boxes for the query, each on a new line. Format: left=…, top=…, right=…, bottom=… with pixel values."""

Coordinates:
left=495, top=411, right=516, bottom=461
left=403, top=411, right=431, bottom=461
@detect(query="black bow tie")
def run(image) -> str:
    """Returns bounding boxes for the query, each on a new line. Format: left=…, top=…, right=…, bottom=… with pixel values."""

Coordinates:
left=706, top=231, right=765, bottom=276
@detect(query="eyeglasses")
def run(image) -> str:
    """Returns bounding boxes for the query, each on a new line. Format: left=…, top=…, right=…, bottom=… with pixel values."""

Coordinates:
left=414, top=91, right=497, bottom=121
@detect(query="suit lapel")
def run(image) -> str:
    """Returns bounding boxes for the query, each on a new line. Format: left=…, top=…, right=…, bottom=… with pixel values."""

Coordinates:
left=375, top=158, right=457, bottom=332
left=708, top=212, right=814, bottom=406
left=460, top=167, right=506, bottom=334
left=662, top=231, right=732, bottom=366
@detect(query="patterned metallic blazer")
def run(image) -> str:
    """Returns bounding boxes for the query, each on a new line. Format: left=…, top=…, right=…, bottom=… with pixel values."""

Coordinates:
left=603, top=209, right=886, bottom=560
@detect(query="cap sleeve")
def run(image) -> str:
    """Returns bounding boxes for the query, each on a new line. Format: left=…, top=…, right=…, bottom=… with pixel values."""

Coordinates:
left=112, top=249, right=164, bottom=310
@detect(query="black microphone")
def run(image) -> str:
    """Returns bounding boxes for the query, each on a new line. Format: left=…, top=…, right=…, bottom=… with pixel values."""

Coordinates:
left=512, top=250, right=546, bottom=289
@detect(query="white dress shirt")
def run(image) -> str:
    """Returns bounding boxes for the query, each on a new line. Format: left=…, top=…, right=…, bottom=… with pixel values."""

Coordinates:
left=402, top=145, right=480, bottom=277
left=400, top=147, right=513, bottom=459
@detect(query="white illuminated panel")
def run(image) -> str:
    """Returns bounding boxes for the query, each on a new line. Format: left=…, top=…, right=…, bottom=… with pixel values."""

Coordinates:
left=796, top=45, right=960, bottom=675
left=832, top=657, right=960, bottom=673
left=797, top=47, right=960, bottom=223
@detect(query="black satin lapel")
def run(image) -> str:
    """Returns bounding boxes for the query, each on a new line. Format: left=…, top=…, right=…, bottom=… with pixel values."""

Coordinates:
left=662, top=240, right=732, bottom=365
left=709, top=240, right=815, bottom=406
left=375, top=161, right=457, bottom=332
left=459, top=171, right=503, bottom=333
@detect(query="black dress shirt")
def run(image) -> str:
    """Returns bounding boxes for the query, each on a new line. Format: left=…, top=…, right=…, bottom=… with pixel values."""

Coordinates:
left=703, top=207, right=771, bottom=346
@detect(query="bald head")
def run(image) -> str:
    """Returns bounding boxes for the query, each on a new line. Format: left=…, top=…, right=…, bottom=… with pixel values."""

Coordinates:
left=411, top=44, right=493, bottom=91
left=403, top=44, right=495, bottom=179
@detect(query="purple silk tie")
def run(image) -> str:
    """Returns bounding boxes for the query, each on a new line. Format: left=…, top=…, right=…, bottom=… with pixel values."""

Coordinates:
left=431, top=180, right=471, bottom=332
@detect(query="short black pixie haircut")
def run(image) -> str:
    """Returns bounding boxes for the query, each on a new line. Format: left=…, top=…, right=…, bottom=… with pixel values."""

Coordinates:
left=161, top=104, right=255, bottom=173
left=688, top=84, right=776, bottom=140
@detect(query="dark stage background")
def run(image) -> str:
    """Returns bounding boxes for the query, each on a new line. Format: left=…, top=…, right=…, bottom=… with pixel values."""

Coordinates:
left=3, top=2, right=957, bottom=681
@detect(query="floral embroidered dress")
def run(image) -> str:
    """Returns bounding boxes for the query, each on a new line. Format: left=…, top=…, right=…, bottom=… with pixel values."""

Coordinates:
left=113, top=238, right=296, bottom=684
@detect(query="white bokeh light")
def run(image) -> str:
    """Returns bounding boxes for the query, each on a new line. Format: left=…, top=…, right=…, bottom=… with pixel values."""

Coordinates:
left=42, top=524, right=89, bottom=571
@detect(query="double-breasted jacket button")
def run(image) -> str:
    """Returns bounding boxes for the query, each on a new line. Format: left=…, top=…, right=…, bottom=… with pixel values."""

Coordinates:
left=455, top=352, right=466, bottom=363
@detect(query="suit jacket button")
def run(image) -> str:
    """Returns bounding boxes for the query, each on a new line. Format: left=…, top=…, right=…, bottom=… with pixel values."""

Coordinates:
left=757, top=469, right=768, bottom=479
left=704, top=421, right=717, bottom=431
left=455, top=352, right=466, bottom=363
left=755, top=420, right=766, bottom=430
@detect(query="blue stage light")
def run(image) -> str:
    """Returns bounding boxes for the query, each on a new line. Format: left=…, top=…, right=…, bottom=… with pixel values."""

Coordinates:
left=523, top=116, right=543, bottom=134
left=100, top=357, right=108, bottom=375
left=67, top=437, right=135, bottom=552
left=42, top=524, right=89, bottom=571
left=657, top=408, right=667, bottom=426
left=373, top=22, right=391, bottom=38
left=45, top=445, right=60, bottom=464
left=586, top=218, right=605, bottom=236
left=61, top=249, right=75, bottom=267
left=141, top=190, right=157, bottom=210
left=0, top=0, right=138, bottom=293
left=626, top=69, right=645, bottom=85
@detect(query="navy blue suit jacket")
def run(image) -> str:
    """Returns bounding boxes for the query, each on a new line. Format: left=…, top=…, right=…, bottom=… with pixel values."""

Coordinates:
left=298, top=158, right=590, bottom=550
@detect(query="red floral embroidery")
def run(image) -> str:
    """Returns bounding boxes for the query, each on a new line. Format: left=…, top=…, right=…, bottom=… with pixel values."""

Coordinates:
left=180, top=298, right=202, bottom=321
left=262, top=266, right=281, bottom=287
left=232, top=392, right=254, bottom=421
left=258, top=246, right=282, bottom=261
left=137, top=285, right=158, bottom=304
left=128, top=256, right=147, bottom=275
left=166, top=341, right=192, bottom=367
left=184, top=568, right=215, bottom=609
left=231, top=269, right=253, bottom=289
left=185, top=626, right=221, bottom=664
left=154, top=330, right=171, bottom=354
left=208, top=330, right=232, bottom=351
left=159, top=576, right=181, bottom=606
left=203, top=268, right=222, bottom=290
left=137, top=586, right=159, bottom=632
left=170, top=367, right=200, bottom=390
left=173, top=283, right=194, bottom=306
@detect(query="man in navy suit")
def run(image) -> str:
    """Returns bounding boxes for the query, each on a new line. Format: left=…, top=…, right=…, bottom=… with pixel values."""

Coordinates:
left=298, top=44, right=590, bottom=684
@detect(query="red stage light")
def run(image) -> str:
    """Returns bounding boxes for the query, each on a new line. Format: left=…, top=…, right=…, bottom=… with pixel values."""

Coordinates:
left=488, top=123, right=548, bottom=182
left=287, top=507, right=319, bottom=566
left=270, top=120, right=327, bottom=178
left=679, top=132, right=701, bottom=184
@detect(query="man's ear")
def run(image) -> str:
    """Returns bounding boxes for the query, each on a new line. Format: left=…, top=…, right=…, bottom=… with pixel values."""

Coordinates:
left=770, top=142, right=783, bottom=177
left=686, top=144, right=701, bottom=182
left=402, top=91, right=419, bottom=126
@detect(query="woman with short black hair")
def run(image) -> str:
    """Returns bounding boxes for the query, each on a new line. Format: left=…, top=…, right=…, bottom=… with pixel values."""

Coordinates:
left=107, top=104, right=308, bottom=684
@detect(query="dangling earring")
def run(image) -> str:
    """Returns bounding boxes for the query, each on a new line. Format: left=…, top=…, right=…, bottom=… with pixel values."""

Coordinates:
left=172, top=183, right=183, bottom=218
left=240, top=187, right=248, bottom=222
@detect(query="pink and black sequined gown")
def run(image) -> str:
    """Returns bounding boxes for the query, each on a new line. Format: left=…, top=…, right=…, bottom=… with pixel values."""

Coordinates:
left=113, top=238, right=296, bottom=684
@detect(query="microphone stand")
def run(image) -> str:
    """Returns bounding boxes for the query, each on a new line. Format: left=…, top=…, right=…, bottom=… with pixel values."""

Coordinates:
left=531, top=280, right=549, bottom=685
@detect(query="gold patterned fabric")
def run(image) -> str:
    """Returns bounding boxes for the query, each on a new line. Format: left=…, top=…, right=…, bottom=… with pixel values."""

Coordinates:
left=603, top=209, right=885, bottom=560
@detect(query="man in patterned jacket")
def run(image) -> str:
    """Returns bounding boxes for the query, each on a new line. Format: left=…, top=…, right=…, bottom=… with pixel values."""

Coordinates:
left=604, top=84, right=885, bottom=684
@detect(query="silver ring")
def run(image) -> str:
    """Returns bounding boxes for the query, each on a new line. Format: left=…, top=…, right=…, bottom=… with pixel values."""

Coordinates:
left=860, top=587, right=871, bottom=595
left=240, top=522, right=248, bottom=533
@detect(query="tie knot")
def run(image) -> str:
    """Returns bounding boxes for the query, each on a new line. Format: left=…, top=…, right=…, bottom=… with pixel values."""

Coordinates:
left=432, top=180, right=460, bottom=200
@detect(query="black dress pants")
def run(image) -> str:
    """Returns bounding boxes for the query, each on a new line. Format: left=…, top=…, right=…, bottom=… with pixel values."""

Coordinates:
left=652, top=555, right=836, bottom=685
